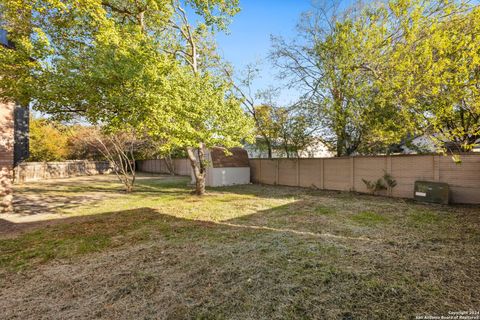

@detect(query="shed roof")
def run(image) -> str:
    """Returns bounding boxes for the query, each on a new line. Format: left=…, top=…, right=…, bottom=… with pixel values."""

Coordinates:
left=210, top=147, right=249, bottom=168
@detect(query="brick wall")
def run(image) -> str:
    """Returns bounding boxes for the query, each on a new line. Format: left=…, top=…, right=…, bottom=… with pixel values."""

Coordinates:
left=14, top=161, right=112, bottom=183
left=1, top=101, right=14, bottom=212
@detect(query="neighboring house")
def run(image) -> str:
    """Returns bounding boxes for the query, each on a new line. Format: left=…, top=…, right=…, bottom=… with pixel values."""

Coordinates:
left=245, top=137, right=334, bottom=159
left=296, top=138, right=334, bottom=158
left=399, top=135, right=438, bottom=154
left=399, top=134, right=480, bottom=154
left=0, top=100, right=29, bottom=212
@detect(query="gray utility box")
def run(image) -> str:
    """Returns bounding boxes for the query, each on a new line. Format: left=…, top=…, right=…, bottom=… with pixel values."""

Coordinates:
left=414, top=181, right=449, bottom=204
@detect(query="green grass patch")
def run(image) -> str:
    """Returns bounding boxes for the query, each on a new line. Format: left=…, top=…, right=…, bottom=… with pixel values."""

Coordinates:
left=407, top=209, right=455, bottom=230
left=0, top=209, right=167, bottom=271
left=0, top=231, right=112, bottom=271
left=314, top=205, right=336, bottom=215
left=350, top=211, right=389, bottom=226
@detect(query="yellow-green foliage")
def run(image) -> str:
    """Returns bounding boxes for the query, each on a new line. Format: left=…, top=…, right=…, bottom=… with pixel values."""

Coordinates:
left=29, top=117, right=69, bottom=161
left=273, top=0, right=480, bottom=155
left=376, top=0, right=480, bottom=152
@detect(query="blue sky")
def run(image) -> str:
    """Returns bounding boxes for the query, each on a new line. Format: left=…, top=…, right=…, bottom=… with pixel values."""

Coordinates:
left=216, top=0, right=313, bottom=105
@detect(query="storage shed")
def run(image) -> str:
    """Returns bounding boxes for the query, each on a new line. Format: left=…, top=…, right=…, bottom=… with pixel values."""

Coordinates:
left=191, top=147, right=251, bottom=187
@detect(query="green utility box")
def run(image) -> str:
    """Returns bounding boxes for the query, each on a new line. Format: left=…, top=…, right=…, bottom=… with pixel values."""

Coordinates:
left=414, top=181, right=450, bottom=204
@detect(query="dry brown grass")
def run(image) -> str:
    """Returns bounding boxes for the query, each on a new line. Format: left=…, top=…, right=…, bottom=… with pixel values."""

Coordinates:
left=0, top=175, right=479, bottom=319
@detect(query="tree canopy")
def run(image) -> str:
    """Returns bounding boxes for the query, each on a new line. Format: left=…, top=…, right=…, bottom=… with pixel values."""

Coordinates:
left=272, top=0, right=480, bottom=156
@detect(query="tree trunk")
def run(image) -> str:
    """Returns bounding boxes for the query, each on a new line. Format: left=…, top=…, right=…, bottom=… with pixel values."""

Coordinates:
left=262, top=136, right=272, bottom=159
left=266, top=142, right=272, bottom=159
left=336, top=135, right=344, bottom=157
left=195, top=171, right=206, bottom=196
left=186, top=144, right=206, bottom=196
left=125, top=181, right=133, bottom=193
left=164, top=154, right=175, bottom=175
left=284, top=140, right=290, bottom=158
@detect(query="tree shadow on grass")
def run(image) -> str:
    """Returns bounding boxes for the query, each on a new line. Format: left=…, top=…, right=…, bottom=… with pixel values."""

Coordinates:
left=0, top=207, right=272, bottom=266
left=10, top=175, right=192, bottom=216
left=1, top=204, right=479, bottom=320
left=11, top=192, right=109, bottom=216
left=15, top=175, right=190, bottom=195
left=0, top=206, right=355, bottom=319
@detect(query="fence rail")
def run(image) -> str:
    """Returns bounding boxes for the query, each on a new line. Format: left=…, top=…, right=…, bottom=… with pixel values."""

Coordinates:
left=136, top=159, right=191, bottom=176
left=14, top=161, right=112, bottom=183
left=249, top=154, right=480, bottom=204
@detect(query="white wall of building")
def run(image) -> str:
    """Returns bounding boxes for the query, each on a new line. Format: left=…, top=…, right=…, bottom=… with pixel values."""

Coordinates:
left=190, top=167, right=251, bottom=187
left=245, top=140, right=334, bottom=159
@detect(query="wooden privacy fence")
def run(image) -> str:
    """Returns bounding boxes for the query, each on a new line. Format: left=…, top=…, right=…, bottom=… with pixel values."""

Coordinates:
left=136, top=159, right=191, bottom=176
left=14, top=161, right=112, bottom=183
left=249, top=154, right=480, bottom=204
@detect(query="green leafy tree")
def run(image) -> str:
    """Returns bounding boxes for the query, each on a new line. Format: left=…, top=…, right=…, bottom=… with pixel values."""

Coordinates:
left=375, top=0, right=480, bottom=153
left=0, top=0, right=252, bottom=195
left=28, top=117, right=69, bottom=161
left=151, top=0, right=253, bottom=194
left=271, top=2, right=389, bottom=156
left=281, top=111, right=318, bottom=158
left=252, top=104, right=282, bottom=158
left=272, top=0, right=480, bottom=156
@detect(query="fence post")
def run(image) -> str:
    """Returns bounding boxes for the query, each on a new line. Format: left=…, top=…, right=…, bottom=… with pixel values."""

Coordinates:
left=275, top=159, right=279, bottom=185
left=258, top=159, right=262, bottom=184
left=296, top=159, right=300, bottom=186
left=320, top=158, right=325, bottom=189
left=350, top=157, right=355, bottom=191
left=386, top=156, right=392, bottom=175
left=433, top=155, right=440, bottom=181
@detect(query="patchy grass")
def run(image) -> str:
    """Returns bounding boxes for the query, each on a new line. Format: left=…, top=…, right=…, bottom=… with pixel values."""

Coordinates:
left=314, top=205, right=336, bottom=215
left=350, top=211, right=389, bottom=226
left=1, top=174, right=479, bottom=319
left=408, top=209, right=446, bottom=225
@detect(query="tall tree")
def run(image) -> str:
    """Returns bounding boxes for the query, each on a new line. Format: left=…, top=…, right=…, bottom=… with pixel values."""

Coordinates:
left=271, top=2, right=388, bottom=156
left=251, top=104, right=282, bottom=158
left=226, top=63, right=281, bottom=158
left=158, top=0, right=253, bottom=195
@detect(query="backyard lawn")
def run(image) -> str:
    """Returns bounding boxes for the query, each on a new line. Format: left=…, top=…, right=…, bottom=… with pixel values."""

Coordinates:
left=1, top=174, right=479, bottom=319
